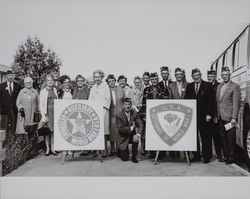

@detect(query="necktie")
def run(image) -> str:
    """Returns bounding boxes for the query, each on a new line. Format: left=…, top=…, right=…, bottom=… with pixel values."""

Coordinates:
left=195, top=83, right=198, bottom=94
left=9, top=82, right=13, bottom=96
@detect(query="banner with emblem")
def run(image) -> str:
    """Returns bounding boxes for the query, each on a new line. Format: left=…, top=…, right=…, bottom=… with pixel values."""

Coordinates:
left=54, top=100, right=104, bottom=150
left=146, top=99, right=197, bottom=151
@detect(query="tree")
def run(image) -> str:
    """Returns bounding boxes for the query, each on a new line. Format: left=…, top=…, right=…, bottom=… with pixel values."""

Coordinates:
left=12, top=36, right=62, bottom=89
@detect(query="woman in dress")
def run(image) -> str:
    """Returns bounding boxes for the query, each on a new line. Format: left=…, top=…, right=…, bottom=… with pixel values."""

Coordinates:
left=16, top=76, right=39, bottom=138
left=89, top=70, right=111, bottom=157
left=127, top=76, right=144, bottom=112
left=106, top=74, right=125, bottom=156
left=40, top=74, right=58, bottom=156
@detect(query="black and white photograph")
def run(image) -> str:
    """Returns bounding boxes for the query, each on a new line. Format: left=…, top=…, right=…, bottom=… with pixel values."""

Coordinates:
left=0, top=0, right=250, bottom=198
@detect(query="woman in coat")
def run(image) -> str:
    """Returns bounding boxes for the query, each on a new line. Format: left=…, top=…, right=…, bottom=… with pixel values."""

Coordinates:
left=72, top=75, right=90, bottom=100
left=106, top=74, right=125, bottom=156
left=16, top=76, right=39, bottom=138
left=40, top=74, right=58, bottom=156
left=89, top=69, right=111, bottom=157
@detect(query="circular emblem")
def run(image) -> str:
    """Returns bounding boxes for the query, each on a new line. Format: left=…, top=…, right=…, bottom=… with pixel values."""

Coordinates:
left=58, top=103, right=100, bottom=146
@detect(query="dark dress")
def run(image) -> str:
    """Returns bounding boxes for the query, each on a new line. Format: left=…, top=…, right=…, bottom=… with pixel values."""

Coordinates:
left=46, top=88, right=57, bottom=132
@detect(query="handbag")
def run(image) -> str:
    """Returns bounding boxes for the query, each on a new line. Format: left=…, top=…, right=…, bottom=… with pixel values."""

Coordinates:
left=33, top=111, right=42, bottom=123
left=37, top=122, right=52, bottom=136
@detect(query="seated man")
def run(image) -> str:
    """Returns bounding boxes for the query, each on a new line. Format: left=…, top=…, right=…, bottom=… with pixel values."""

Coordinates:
left=116, top=98, right=143, bottom=163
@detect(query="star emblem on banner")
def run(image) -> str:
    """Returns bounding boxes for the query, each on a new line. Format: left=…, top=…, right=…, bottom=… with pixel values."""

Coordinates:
left=68, top=112, right=91, bottom=137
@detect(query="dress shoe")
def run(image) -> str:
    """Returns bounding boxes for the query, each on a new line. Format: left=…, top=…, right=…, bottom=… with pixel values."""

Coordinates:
left=225, top=160, right=234, bottom=164
left=148, top=154, right=156, bottom=159
left=109, top=152, right=115, bottom=156
left=203, top=159, right=210, bottom=164
left=50, top=151, right=58, bottom=156
left=131, top=158, right=139, bottom=163
left=141, top=151, right=146, bottom=156
left=190, top=157, right=201, bottom=162
left=45, top=152, right=50, bottom=156
left=101, top=154, right=107, bottom=158
left=218, top=157, right=225, bottom=162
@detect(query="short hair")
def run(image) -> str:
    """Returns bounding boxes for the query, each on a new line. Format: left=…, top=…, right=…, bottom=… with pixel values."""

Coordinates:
left=134, top=76, right=142, bottom=83
left=75, top=74, right=85, bottom=82
left=122, top=97, right=132, bottom=104
left=59, top=75, right=71, bottom=83
left=45, top=74, right=54, bottom=82
left=93, top=69, right=105, bottom=79
left=118, top=75, right=127, bottom=82
left=143, top=72, right=150, bottom=77
left=106, top=74, right=116, bottom=83
left=191, top=68, right=201, bottom=75
left=160, top=66, right=169, bottom=72
left=175, top=67, right=184, bottom=73
left=24, top=76, right=33, bottom=83
left=150, top=72, right=158, bottom=78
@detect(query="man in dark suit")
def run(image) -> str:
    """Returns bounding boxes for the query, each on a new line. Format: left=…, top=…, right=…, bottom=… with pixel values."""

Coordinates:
left=116, top=98, right=143, bottom=163
left=216, top=66, right=240, bottom=164
left=140, top=72, right=165, bottom=159
left=185, top=68, right=214, bottom=163
left=207, top=70, right=223, bottom=162
left=168, top=67, right=189, bottom=159
left=0, top=70, right=22, bottom=134
left=158, top=66, right=173, bottom=99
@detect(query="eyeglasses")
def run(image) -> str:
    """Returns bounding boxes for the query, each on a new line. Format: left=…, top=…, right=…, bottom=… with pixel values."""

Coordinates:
left=63, top=81, right=70, bottom=84
left=77, top=80, right=84, bottom=82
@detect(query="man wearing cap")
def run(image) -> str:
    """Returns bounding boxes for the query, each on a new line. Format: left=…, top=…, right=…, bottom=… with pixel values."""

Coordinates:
left=0, top=70, right=22, bottom=134
left=207, top=70, right=223, bottom=161
left=140, top=72, right=165, bottom=159
left=116, top=98, right=143, bottom=163
left=216, top=66, right=240, bottom=164
left=158, top=66, right=173, bottom=99
left=168, top=67, right=189, bottom=159
left=185, top=68, right=214, bottom=163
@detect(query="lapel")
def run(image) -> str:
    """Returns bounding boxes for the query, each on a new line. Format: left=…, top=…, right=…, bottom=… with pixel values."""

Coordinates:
left=217, top=83, right=222, bottom=102
left=220, top=81, right=232, bottom=102
left=121, top=111, right=129, bottom=126
left=196, top=81, right=203, bottom=97
left=4, top=81, right=12, bottom=97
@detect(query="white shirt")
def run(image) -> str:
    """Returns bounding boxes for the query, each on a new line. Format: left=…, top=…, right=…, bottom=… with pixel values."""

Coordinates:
left=195, top=82, right=201, bottom=94
left=177, top=81, right=182, bottom=97
left=220, top=81, right=230, bottom=100
left=63, top=90, right=72, bottom=99
left=111, top=89, right=116, bottom=106
left=7, top=81, right=13, bottom=94
left=124, top=111, right=130, bottom=122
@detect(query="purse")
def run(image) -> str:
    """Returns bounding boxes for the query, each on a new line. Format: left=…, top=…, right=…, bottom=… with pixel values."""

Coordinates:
left=33, top=111, right=42, bottom=123
left=37, top=122, right=52, bottom=136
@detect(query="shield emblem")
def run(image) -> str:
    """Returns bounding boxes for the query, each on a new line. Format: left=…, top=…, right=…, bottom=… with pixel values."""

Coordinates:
left=150, top=103, right=193, bottom=146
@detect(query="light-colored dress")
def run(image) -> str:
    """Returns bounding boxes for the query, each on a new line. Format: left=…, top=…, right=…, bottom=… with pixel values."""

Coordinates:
left=89, top=81, right=111, bottom=135
left=127, top=87, right=143, bottom=108
left=16, top=87, right=39, bottom=134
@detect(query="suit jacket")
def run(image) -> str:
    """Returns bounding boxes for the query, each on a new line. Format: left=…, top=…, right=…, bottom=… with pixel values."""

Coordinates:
left=116, top=109, right=143, bottom=150
left=0, top=81, right=22, bottom=115
left=211, top=80, right=220, bottom=118
left=140, top=84, right=164, bottom=120
left=169, top=81, right=189, bottom=99
left=157, top=80, right=173, bottom=99
left=185, top=80, right=214, bottom=119
left=216, top=80, right=240, bottom=122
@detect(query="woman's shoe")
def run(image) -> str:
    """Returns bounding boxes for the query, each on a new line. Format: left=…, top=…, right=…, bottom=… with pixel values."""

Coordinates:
left=50, top=151, right=58, bottom=156
left=45, top=151, right=50, bottom=156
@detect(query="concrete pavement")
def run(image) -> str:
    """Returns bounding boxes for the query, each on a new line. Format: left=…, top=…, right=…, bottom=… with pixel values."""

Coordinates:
left=5, top=152, right=250, bottom=176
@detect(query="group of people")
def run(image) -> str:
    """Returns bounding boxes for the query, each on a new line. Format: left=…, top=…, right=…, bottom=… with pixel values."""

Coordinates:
left=0, top=65, right=240, bottom=164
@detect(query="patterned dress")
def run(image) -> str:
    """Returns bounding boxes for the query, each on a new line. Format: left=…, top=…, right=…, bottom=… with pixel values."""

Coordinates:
left=46, top=88, right=57, bottom=132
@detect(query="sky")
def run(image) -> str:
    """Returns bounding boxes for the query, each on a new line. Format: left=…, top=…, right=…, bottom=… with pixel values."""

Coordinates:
left=0, top=0, right=250, bottom=83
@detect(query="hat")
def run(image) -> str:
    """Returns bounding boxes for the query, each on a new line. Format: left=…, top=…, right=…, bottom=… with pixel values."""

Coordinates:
left=118, top=75, right=127, bottom=82
left=122, top=97, right=132, bottom=104
left=150, top=72, right=158, bottom=78
left=6, top=69, right=14, bottom=74
left=160, top=66, right=169, bottom=72
left=191, top=68, right=201, bottom=75
left=221, top=66, right=230, bottom=72
left=207, top=70, right=216, bottom=75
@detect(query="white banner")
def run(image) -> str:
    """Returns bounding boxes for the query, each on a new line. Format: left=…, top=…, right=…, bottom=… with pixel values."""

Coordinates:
left=146, top=99, right=197, bottom=151
left=54, top=99, right=104, bottom=150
